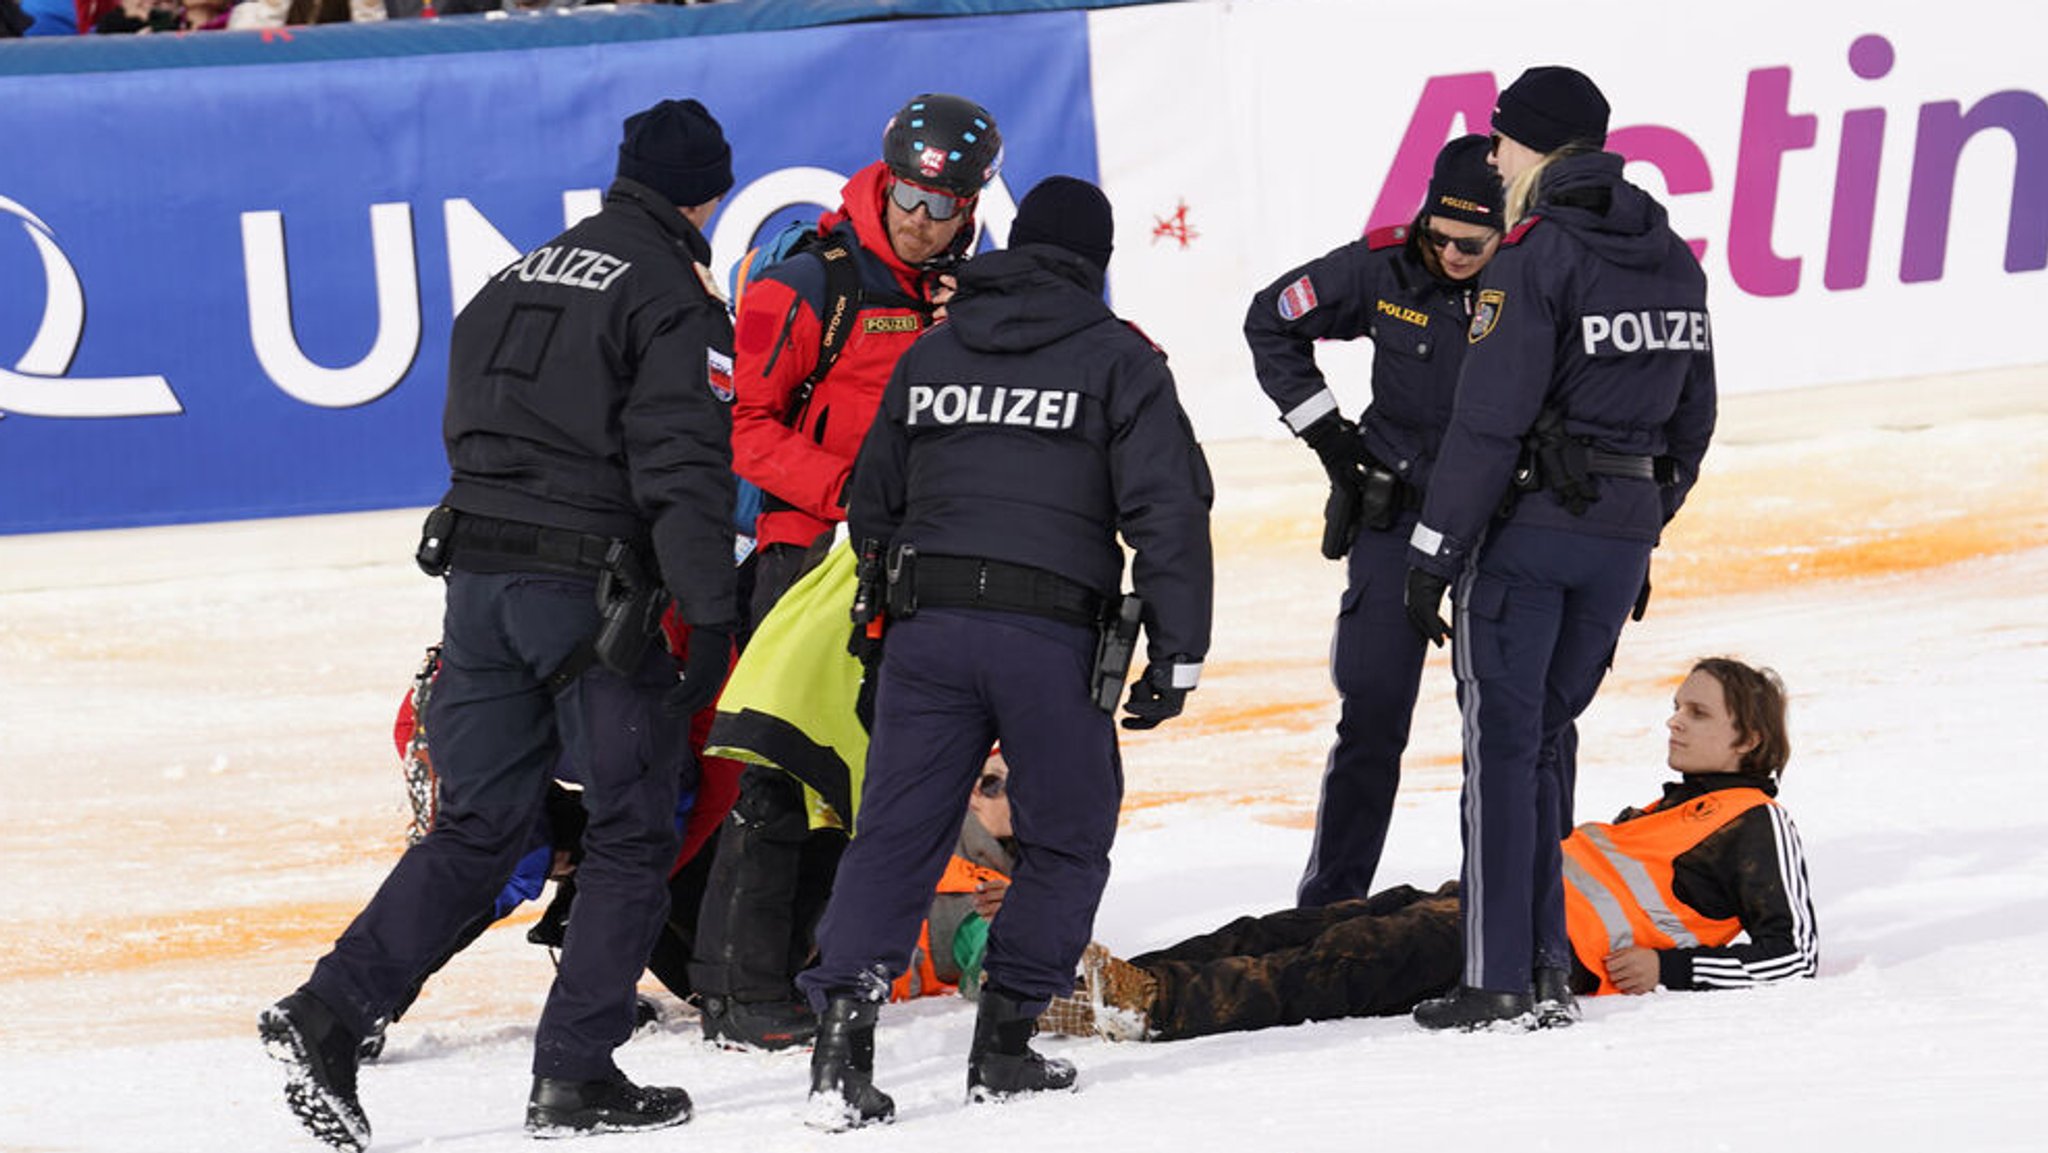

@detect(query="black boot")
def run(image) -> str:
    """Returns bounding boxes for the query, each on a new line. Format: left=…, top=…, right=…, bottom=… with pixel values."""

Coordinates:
left=1533, top=966, right=1580, bottom=1029
left=967, top=988, right=1078, bottom=1103
left=806, top=997, right=895, bottom=1131
left=526, top=1075, right=692, bottom=1135
left=258, top=988, right=370, bottom=1152
left=1412, top=984, right=1536, bottom=1032
left=700, top=994, right=818, bottom=1051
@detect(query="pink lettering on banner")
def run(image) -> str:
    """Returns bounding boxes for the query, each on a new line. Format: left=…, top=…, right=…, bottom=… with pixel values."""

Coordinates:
left=1370, top=35, right=2046, bottom=298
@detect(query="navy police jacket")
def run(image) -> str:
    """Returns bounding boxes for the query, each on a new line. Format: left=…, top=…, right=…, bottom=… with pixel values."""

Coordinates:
left=848, top=245, right=1214, bottom=675
left=441, top=178, right=739, bottom=630
left=1244, top=223, right=1476, bottom=491
left=1410, top=153, right=1716, bottom=579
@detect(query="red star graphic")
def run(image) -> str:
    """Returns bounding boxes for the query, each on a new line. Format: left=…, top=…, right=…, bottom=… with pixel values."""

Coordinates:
left=1150, top=200, right=1199, bottom=250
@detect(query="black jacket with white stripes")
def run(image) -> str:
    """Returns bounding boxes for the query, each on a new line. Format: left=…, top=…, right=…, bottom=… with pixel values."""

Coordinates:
left=1613, top=775, right=1820, bottom=992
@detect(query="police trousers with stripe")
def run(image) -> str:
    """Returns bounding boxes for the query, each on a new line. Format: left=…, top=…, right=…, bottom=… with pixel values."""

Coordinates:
left=1449, top=523, right=1647, bottom=993
left=799, top=607, right=1121, bottom=1011
left=307, top=569, right=689, bottom=1082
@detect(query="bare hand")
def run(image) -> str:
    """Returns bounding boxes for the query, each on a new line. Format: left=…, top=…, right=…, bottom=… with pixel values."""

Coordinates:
left=1604, top=946, right=1661, bottom=995
left=972, top=876, right=1008, bottom=920
left=931, top=274, right=959, bottom=324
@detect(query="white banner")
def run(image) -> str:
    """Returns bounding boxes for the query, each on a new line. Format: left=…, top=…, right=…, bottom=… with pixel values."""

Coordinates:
left=1088, top=0, right=2048, bottom=439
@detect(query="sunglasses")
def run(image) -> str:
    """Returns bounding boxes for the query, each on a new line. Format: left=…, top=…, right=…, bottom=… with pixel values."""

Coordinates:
left=889, top=178, right=973, bottom=222
left=976, top=771, right=1005, bottom=799
left=1419, top=224, right=1495, bottom=257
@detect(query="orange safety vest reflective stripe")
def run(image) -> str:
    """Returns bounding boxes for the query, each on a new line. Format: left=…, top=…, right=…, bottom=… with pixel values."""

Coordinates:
left=889, top=854, right=1011, bottom=1002
left=1563, top=788, right=1775, bottom=995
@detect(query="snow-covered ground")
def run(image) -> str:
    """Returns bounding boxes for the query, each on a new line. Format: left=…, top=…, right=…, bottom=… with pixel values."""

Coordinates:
left=3, top=367, right=2046, bottom=1152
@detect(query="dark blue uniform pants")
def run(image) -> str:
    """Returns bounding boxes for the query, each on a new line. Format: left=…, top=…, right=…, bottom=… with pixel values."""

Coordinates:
left=1299, top=513, right=1430, bottom=907
left=798, top=608, right=1121, bottom=1011
left=1449, top=524, right=1647, bottom=992
left=307, top=569, right=688, bottom=1082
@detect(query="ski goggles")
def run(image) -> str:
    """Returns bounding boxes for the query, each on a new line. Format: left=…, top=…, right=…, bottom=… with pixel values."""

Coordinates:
left=888, top=177, right=974, bottom=222
left=1419, top=224, right=1496, bottom=257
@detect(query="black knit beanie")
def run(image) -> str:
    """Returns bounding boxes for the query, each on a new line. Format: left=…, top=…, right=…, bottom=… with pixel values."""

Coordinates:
left=1424, top=134, right=1504, bottom=228
left=1009, top=176, right=1114, bottom=272
left=616, top=98, right=734, bottom=210
left=1492, top=66, right=1610, bottom=153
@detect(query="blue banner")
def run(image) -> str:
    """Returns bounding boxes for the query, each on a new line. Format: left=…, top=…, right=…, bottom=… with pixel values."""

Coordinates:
left=0, top=10, right=1098, bottom=533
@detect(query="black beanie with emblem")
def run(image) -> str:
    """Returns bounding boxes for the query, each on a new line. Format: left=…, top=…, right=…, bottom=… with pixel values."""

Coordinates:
left=616, top=98, right=734, bottom=210
left=1009, top=175, right=1115, bottom=272
left=1492, top=65, right=1611, bottom=153
left=1425, top=134, right=1504, bottom=228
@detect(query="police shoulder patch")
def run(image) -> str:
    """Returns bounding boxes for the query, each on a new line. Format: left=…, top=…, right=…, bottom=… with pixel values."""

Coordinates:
left=1277, top=275, right=1319, bottom=321
left=706, top=348, right=734, bottom=402
left=1468, top=288, right=1505, bottom=344
left=1502, top=215, right=1544, bottom=246
left=1363, top=224, right=1408, bottom=251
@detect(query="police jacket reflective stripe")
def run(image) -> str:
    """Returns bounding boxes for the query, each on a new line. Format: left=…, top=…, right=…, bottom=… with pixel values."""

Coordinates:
left=731, top=162, right=944, bottom=551
left=1410, top=152, right=1717, bottom=577
left=1564, top=777, right=1819, bottom=994
left=849, top=244, right=1215, bottom=665
left=440, top=177, right=737, bottom=629
left=1244, top=222, right=1474, bottom=490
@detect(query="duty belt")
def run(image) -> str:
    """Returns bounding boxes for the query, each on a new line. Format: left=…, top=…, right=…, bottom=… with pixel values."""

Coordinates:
left=909, top=555, right=1105, bottom=629
left=448, top=514, right=624, bottom=578
left=1584, top=450, right=1657, bottom=481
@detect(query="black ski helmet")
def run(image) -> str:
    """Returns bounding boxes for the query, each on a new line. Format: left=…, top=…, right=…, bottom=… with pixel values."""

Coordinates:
left=882, top=93, right=1003, bottom=199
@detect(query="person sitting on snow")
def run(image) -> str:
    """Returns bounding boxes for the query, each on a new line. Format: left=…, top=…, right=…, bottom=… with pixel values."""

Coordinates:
left=1043, top=656, right=1819, bottom=1040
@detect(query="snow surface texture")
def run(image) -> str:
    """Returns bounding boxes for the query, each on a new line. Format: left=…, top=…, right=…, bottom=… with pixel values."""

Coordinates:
left=3, top=369, right=2045, bottom=1152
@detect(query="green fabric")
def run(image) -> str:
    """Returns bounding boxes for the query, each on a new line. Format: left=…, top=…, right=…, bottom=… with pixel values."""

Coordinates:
left=702, top=539, right=871, bottom=831
left=952, top=913, right=990, bottom=998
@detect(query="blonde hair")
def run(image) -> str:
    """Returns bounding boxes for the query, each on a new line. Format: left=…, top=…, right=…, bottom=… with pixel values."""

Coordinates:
left=1504, top=142, right=1597, bottom=228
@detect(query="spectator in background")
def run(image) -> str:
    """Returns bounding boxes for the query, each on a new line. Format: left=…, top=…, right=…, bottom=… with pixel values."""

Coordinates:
left=14, top=0, right=75, bottom=36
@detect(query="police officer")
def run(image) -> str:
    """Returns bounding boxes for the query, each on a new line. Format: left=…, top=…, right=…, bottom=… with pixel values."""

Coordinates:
left=259, top=99, right=740, bottom=1148
left=798, top=176, right=1213, bottom=1129
left=693, top=93, right=1005, bottom=1052
left=1403, top=66, right=1717, bottom=1031
left=1245, top=135, right=1504, bottom=909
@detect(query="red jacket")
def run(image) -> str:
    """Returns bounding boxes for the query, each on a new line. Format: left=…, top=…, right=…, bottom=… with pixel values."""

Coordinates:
left=730, top=162, right=963, bottom=550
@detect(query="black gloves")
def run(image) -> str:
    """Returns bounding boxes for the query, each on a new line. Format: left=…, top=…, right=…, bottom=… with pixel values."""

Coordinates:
left=1631, top=573, right=1652, bottom=622
left=1403, top=569, right=1452, bottom=648
left=1121, top=664, right=1189, bottom=730
left=662, top=627, right=732, bottom=718
left=1300, top=413, right=1368, bottom=488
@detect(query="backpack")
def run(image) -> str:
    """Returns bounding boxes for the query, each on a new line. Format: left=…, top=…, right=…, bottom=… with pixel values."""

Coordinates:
left=728, top=218, right=864, bottom=402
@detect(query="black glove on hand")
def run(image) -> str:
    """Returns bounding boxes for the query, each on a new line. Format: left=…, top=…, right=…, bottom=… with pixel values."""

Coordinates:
left=1301, top=413, right=1368, bottom=488
left=1631, top=573, right=1652, bottom=622
left=1403, top=569, right=1452, bottom=648
left=663, top=627, right=732, bottom=718
left=1120, top=663, right=1189, bottom=731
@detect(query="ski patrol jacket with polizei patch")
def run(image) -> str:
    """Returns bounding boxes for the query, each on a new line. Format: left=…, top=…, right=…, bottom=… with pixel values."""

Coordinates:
left=731, top=161, right=955, bottom=552
left=1244, top=220, right=1480, bottom=493
left=849, top=244, right=1215, bottom=672
left=440, top=177, right=739, bottom=631
left=1564, top=775, right=1818, bottom=994
left=1409, top=152, right=1717, bottom=580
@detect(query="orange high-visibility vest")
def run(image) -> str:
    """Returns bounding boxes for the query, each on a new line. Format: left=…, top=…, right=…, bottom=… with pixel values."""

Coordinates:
left=1563, top=788, right=1775, bottom=995
left=889, top=854, right=1011, bottom=1002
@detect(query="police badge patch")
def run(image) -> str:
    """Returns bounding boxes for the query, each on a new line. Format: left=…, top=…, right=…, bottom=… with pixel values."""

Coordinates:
left=1278, top=275, right=1319, bottom=321
left=1468, top=288, right=1505, bottom=343
left=706, top=348, right=734, bottom=402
